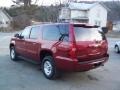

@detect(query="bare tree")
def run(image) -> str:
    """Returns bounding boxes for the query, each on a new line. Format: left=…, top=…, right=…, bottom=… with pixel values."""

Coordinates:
left=12, top=0, right=32, bottom=7
left=58, top=0, right=62, bottom=5
left=34, top=0, right=39, bottom=4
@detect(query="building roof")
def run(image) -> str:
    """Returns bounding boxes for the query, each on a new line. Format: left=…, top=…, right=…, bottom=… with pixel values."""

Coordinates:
left=0, top=8, right=12, bottom=21
left=68, top=2, right=96, bottom=10
left=67, top=2, right=108, bottom=10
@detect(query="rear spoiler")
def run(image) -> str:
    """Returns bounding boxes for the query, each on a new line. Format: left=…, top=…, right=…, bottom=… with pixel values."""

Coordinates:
left=73, top=24, right=108, bottom=34
left=73, top=24, right=99, bottom=28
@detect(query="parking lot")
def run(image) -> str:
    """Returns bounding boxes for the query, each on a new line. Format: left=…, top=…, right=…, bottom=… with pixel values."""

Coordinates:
left=0, top=32, right=120, bottom=90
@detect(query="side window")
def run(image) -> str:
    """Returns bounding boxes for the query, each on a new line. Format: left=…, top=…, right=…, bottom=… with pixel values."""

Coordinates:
left=21, top=27, right=31, bottom=39
left=59, top=24, right=69, bottom=42
left=30, top=26, right=40, bottom=39
left=43, top=25, right=60, bottom=41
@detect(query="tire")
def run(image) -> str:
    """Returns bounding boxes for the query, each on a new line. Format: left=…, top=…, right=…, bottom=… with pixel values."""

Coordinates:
left=41, top=56, right=59, bottom=80
left=115, top=45, right=120, bottom=53
left=10, top=46, right=18, bottom=61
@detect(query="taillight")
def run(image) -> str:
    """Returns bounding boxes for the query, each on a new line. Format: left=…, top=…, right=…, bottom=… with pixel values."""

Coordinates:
left=69, top=43, right=77, bottom=59
left=102, top=40, right=108, bottom=51
left=105, top=40, right=108, bottom=52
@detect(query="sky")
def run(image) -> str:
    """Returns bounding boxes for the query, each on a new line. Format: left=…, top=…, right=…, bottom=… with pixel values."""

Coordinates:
left=0, top=0, right=118, bottom=7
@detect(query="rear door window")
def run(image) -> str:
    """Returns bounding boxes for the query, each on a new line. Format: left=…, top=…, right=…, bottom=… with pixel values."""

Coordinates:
left=74, top=27, right=106, bottom=41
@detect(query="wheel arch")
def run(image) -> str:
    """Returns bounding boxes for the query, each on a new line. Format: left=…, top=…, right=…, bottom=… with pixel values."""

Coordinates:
left=39, top=49, right=54, bottom=63
left=9, top=43, right=15, bottom=49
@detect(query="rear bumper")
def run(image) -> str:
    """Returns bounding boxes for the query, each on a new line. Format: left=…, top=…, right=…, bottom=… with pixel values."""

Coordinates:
left=55, top=54, right=109, bottom=72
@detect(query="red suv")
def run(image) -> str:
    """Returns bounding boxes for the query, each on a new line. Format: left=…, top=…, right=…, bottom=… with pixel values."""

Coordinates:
left=10, top=23, right=109, bottom=79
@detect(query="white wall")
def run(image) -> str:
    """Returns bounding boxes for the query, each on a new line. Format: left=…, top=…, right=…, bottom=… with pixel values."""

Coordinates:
left=71, top=10, right=88, bottom=19
left=0, top=10, right=11, bottom=27
left=88, top=4, right=107, bottom=27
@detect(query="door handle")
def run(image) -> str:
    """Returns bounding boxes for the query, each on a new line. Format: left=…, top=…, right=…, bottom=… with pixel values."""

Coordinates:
left=33, top=42, right=37, bottom=45
left=23, top=42, right=25, bottom=45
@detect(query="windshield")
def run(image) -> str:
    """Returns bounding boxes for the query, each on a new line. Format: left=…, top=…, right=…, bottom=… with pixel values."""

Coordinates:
left=74, top=27, right=106, bottom=41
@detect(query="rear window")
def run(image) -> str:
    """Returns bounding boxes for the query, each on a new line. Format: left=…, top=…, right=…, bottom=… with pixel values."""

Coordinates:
left=74, top=27, right=106, bottom=41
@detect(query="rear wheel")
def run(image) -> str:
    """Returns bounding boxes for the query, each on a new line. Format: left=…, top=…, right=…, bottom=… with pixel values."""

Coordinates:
left=10, top=47, right=18, bottom=61
left=41, top=56, right=59, bottom=80
left=115, top=45, right=120, bottom=53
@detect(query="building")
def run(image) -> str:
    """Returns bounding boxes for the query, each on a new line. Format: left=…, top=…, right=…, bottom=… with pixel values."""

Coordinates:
left=59, top=2, right=108, bottom=27
left=0, top=9, right=12, bottom=28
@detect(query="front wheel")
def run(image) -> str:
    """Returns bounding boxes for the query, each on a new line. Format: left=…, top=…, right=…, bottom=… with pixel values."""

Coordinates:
left=10, top=47, right=18, bottom=61
left=41, top=56, right=59, bottom=80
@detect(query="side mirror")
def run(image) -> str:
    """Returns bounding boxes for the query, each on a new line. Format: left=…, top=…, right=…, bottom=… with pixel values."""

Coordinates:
left=19, top=36, right=24, bottom=39
left=102, top=27, right=108, bottom=34
left=14, top=33, right=24, bottom=39
left=14, top=33, right=19, bottom=37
